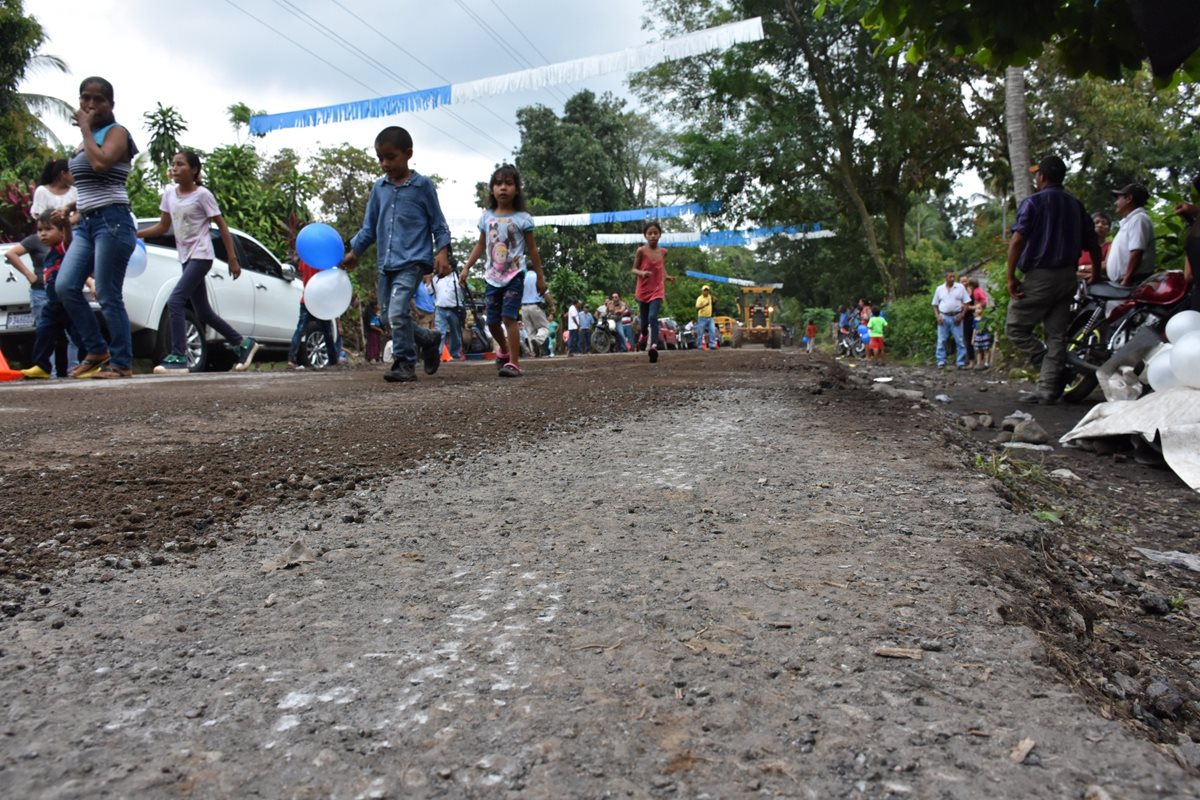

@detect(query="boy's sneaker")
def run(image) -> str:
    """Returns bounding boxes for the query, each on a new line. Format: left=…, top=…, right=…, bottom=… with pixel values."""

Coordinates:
left=648, top=344, right=659, bottom=364
left=153, top=354, right=189, bottom=374
left=233, top=337, right=260, bottom=371
left=21, top=365, right=50, bottom=379
left=288, top=361, right=305, bottom=370
left=383, top=359, right=416, bottom=383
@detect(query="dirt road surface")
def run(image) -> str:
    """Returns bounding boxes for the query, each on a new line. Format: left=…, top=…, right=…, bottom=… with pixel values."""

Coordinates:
left=0, top=350, right=1197, bottom=799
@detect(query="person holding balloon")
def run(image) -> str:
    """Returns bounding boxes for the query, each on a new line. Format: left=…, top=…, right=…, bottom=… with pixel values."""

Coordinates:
left=342, top=126, right=450, bottom=383
left=55, top=76, right=139, bottom=379
left=137, top=151, right=259, bottom=373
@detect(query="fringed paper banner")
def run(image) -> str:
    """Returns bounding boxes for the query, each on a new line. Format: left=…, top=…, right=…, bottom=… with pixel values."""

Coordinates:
left=250, top=86, right=451, bottom=136
left=595, top=225, right=835, bottom=247
left=451, top=18, right=765, bottom=105
left=249, top=18, right=764, bottom=135
left=534, top=200, right=722, bottom=227
left=685, top=271, right=782, bottom=289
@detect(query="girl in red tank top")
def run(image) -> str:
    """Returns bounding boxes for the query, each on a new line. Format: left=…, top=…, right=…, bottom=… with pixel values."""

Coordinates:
left=631, top=221, right=676, bottom=363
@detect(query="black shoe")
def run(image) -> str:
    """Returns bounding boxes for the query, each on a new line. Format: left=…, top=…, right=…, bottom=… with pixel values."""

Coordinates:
left=1017, top=389, right=1057, bottom=405
left=413, top=328, right=441, bottom=375
left=384, top=359, right=417, bottom=383
left=648, top=345, right=659, bottom=364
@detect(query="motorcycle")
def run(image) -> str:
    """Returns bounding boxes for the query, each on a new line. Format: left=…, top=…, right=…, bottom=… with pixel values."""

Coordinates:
left=1062, top=270, right=1191, bottom=403
left=836, top=325, right=866, bottom=358
left=589, top=311, right=623, bottom=353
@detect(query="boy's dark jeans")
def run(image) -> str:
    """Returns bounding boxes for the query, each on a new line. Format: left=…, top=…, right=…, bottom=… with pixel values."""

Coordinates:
left=30, top=279, right=83, bottom=372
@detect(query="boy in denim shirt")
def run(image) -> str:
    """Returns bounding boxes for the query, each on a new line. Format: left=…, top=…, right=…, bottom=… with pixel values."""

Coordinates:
left=343, top=126, right=450, bottom=383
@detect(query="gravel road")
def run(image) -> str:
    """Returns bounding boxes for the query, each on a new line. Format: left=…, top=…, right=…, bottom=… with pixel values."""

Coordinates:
left=0, top=351, right=1196, bottom=798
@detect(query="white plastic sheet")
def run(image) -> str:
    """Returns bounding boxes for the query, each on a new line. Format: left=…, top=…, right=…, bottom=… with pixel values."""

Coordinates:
left=1060, top=387, right=1200, bottom=491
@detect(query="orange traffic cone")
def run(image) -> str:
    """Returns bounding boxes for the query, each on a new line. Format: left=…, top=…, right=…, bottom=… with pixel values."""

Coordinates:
left=0, top=348, right=24, bottom=381
left=440, top=343, right=452, bottom=362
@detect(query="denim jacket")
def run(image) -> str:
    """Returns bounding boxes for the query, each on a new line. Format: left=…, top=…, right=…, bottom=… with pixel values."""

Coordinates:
left=350, top=172, right=451, bottom=272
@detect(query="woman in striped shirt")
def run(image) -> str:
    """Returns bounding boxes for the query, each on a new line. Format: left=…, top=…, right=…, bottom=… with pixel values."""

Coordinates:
left=55, top=76, right=140, bottom=379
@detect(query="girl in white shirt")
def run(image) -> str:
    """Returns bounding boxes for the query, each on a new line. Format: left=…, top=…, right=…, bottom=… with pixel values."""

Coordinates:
left=137, top=151, right=258, bottom=373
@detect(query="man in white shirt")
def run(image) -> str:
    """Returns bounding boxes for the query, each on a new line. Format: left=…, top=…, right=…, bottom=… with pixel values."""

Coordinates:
left=519, top=269, right=551, bottom=356
left=932, top=271, right=972, bottom=368
left=567, top=300, right=581, bottom=357
left=432, top=263, right=466, bottom=359
left=1106, top=183, right=1154, bottom=286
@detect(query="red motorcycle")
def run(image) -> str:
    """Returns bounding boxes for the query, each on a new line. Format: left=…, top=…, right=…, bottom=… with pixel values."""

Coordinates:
left=1062, top=270, right=1191, bottom=402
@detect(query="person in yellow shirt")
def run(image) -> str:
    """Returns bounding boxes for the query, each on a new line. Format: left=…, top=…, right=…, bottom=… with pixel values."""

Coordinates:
left=694, top=285, right=718, bottom=350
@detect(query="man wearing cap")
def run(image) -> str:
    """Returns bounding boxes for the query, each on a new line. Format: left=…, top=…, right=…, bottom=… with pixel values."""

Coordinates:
left=695, top=285, right=717, bottom=350
left=1007, top=155, right=1103, bottom=404
left=1106, top=183, right=1155, bottom=286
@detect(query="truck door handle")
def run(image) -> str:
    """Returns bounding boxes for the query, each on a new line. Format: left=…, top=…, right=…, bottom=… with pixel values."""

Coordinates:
left=255, top=283, right=268, bottom=291
left=4, top=273, right=14, bottom=283
left=210, top=272, right=225, bottom=280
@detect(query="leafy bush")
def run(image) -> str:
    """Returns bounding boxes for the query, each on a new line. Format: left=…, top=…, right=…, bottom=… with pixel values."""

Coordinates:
left=880, top=292, right=937, bottom=362
left=800, top=305, right=834, bottom=342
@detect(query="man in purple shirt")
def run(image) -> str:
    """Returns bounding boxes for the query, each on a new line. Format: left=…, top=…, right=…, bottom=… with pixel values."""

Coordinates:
left=1006, top=155, right=1102, bottom=404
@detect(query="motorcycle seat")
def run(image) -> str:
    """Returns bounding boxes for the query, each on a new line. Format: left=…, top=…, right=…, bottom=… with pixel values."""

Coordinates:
left=1086, top=281, right=1134, bottom=301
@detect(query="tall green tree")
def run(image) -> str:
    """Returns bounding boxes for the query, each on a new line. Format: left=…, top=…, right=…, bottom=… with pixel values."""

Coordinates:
left=143, top=102, right=187, bottom=179
left=0, top=1, right=60, bottom=236
left=516, top=90, right=641, bottom=214
left=513, top=90, right=678, bottom=302
left=202, top=143, right=275, bottom=250
left=633, top=0, right=984, bottom=298
left=309, top=144, right=376, bottom=236
left=827, top=0, right=1200, bottom=82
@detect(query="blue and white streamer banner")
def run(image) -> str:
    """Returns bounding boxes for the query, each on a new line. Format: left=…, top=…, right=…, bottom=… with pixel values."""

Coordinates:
left=249, top=18, right=765, bottom=135
left=686, top=271, right=783, bottom=289
left=595, top=225, right=836, bottom=247
left=534, top=201, right=722, bottom=227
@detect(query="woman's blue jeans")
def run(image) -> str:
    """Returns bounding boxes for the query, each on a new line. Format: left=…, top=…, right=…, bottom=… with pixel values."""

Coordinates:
left=57, top=204, right=136, bottom=368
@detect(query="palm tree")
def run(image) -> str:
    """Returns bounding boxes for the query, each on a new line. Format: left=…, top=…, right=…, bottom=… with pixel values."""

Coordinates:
left=143, top=102, right=188, bottom=179
left=18, top=53, right=73, bottom=146
left=227, top=102, right=252, bottom=142
left=1004, top=66, right=1033, bottom=205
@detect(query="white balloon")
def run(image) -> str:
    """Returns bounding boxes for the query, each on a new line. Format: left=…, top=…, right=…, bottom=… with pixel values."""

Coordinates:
left=1165, top=309, right=1200, bottom=344
left=304, top=268, right=352, bottom=321
left=1168, top=330, right=1200, bottom=388
left=1146, top=348, right=1182, bottom=391
left=126, top=240, right=148, bottom=279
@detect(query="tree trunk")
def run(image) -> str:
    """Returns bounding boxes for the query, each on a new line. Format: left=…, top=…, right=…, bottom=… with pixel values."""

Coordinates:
left=835, top=162, right=898, bottom=300
left=1005, top=67, right=1033, bottom=205
left=882, top=193, right=909, bottom=298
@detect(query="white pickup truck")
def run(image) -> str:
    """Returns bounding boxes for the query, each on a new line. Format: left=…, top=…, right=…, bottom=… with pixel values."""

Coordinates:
left=0, top=222, right=332, bottom=371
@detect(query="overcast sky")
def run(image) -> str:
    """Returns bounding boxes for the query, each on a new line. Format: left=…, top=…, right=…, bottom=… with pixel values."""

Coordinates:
left=21, top=0, right=652, bottom=235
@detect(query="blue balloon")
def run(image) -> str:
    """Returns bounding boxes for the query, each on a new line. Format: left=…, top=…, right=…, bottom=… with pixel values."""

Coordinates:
left=296, top=223, right=345, bottom=270
left=127, top=239, right=148, bottom=278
